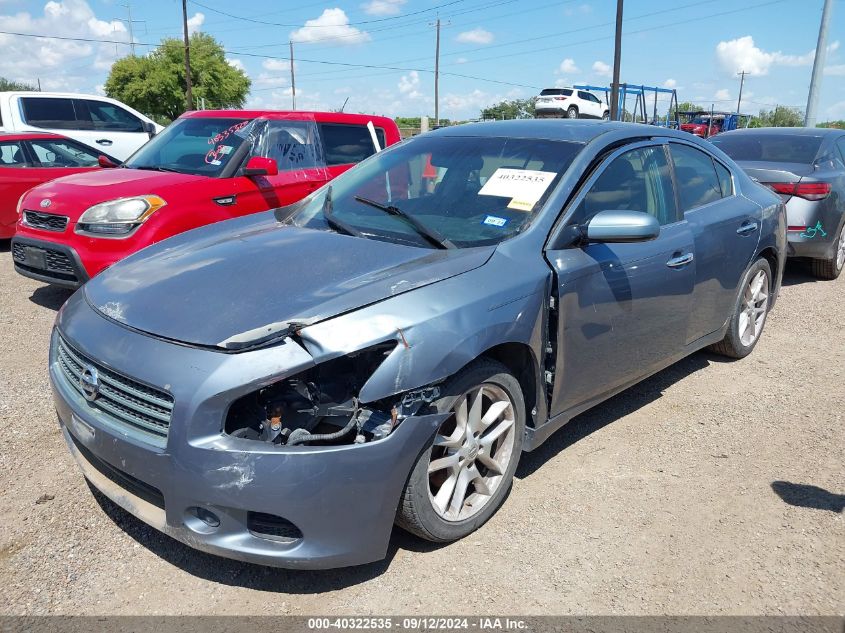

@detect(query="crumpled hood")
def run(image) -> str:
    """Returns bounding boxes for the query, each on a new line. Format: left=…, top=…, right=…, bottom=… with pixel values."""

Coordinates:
left=23, top=168, right=207, bottom=221
left=84, top=213, right=494, bottom=349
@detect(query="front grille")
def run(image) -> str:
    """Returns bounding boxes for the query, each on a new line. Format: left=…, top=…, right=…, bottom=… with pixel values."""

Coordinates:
left=12, top=243, right=79, bottom=282
left=56, top=335, right=174, bottom=441
left=24, top=210, right=69, bottom=232
left=247, top=512, right=303, bottom=543
left=68, top=431, right=165, bottom=510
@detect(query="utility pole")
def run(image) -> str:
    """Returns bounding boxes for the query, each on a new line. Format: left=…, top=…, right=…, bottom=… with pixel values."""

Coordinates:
left=805, top=0, right=833, bottom=127
left=736, top=70, right=748, bottom=115
left=609, top=0, right=624, bottom=121
left=290, top=41, right=297, bottom=110
left=115, top=3, right=145, bottom=56
left=434, top=18, right=441, bottom=127
left=181, top=0, right=192, bottom=112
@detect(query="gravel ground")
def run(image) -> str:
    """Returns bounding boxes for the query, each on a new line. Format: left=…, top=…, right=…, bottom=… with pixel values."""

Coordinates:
left=0, top=239, right=842, bottom=616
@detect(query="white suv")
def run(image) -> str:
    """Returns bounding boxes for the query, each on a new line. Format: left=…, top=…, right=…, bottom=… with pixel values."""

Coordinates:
left=534, top=88, right=609, bottom=120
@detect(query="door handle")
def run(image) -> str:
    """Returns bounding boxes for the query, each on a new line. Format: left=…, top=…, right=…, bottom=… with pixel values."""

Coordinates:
left=736, top=221, right=758, bottom=235
left=95, top=139, right=113, bottom=146
left=666, top=253, right=694, bottom=268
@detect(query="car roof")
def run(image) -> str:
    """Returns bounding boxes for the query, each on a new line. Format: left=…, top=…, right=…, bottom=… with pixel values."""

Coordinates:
left=182, top=110, right=396, bottom=125
left=0, top=131, right=69, bottom=142
left=429, top=119, right=688, bottom=143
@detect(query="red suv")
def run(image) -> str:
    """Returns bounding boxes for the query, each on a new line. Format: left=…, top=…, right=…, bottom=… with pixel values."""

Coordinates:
left=11, top=110, right=400, bottom=288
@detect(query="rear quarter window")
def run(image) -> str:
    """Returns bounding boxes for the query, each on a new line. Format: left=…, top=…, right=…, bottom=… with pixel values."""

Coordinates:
left=21, top=97, right=87, bottom=130
left=319, top=123, right=386, bottom=166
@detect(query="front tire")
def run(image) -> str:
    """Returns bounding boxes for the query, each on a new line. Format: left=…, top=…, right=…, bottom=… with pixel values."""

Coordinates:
left=710, top=257, right=772, bottom=359
left=810, top=221, right=845, bottom=280
left=396, top=359, right=525, bottom=542
left=566, top=106, right=579, bottom=119
left=602, top=110, right=610, bottom=120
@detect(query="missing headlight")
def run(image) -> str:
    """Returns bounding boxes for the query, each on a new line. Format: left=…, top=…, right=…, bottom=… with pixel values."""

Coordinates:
left=224, top=342, right=406, bottom=446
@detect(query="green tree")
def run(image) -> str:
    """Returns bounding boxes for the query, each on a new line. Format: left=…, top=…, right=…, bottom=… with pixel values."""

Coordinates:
left=481, top=98, right=535, bottom=120
left=749, top=105, right=804, bottom=128
left=0, top=77, right=37, bottom=91
left=672, top=101, right=704, bottom=115
left=105, top=33, right=250, bottom=124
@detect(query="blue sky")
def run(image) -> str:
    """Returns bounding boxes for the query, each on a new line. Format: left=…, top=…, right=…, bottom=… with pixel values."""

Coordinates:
left=1, top=0, right=843, bottom=121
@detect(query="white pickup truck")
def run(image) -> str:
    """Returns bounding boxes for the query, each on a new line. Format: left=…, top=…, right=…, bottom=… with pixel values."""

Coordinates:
left=0, top=92, right=162, bottom=160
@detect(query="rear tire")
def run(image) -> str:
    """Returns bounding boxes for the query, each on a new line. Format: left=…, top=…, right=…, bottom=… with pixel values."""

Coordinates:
left=709, top=257, right=772, bottom=359
left=396, top=359, right=525, bottom=542
left=810, top=221, right=845, bottom=280
left=602, top=110, right=610, bottom=120
left=566, top=106, right=579, bottom=119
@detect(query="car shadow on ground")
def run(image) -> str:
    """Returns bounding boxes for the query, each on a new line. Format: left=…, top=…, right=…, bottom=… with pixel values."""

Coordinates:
left=781, top=261, right=823, bottom=286
left=0, top=238, right=10, bottom=253
left=771, top=481, right=844, bottom=513
left=28, top=285, right=74, bottom=311
left=89, top=484, right=445, bottom=592
left=516, top=351, right=715, bottom=479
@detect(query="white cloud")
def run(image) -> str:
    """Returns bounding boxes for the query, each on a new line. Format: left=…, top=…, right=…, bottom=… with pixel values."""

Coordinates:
left=227, top=58, right=245, bottom=72
left=715, top=36, right=841, bottom=76
left=262, top=58, right=291, bottom=72
left=455, top=57, right=468, bottom=64
left=361, top=0, right=406, bottom=16
left=714, top=88, right=731, bottom=101
left=592, top=60, right=611, bottom=77
left=290, top=8, right=370, bottom=45
left=559, top=58, right=579, bottom=74
left=187, top=12, right=204, bottom=35
left=565, top=3, right=592, bottom=16
left=663, top=78, right=677, bottom=89
left=398, top=70, right=422, bottom=99
left=456, top=28, right=493, bottom=45
left=0, top=0, right=129, bottom=88
left=825, top=64, right=845, bottom=76
left=825, top=100, right=845, bottom=119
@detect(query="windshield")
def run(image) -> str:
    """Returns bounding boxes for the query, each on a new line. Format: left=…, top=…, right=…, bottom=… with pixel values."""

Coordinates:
left=125, top=117, right=254, bottom=176
left=285, top=135, right=583, bottom=249
left=711, top=133, right=823, bottom=164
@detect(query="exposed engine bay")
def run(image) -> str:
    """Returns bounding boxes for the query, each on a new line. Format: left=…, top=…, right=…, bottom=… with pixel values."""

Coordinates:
left=224, top=342, right=440, bottom=446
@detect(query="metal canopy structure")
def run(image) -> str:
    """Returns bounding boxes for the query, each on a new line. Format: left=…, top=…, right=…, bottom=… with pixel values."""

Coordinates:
left=574, top=83, right=680, bottom=128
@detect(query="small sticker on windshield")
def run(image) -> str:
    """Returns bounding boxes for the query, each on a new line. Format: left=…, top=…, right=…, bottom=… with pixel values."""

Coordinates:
left=217, top=145, right=233, bottom=155
left=483, top=215, right=508, bottom=227
left=507, top=199, right=536, bottom=211
left=209, top=159, right=222, bottom=166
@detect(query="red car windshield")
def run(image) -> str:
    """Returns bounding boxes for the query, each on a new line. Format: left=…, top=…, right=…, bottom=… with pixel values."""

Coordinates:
left=124, top=117, right=254, bottom=177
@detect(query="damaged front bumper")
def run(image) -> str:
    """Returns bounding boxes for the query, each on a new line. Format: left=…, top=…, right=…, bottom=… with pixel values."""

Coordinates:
left=50, top=293, right=446, bottom=569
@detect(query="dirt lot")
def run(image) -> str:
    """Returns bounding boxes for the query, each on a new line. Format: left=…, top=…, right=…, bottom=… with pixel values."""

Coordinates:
left=0, top=239, right=842, bottom=616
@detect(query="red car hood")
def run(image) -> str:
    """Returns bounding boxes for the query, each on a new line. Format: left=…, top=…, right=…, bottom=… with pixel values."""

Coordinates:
left=21, top=168, right=208, bottom=221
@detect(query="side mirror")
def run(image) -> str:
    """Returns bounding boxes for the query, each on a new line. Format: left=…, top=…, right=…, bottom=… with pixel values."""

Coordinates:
left=243, top=156, right=279, bottom=177
left=585, top=210, right=660, bottom=243
left=143, top=121, right=157, bottom=138
left=97, top=155, right=118, bottom=168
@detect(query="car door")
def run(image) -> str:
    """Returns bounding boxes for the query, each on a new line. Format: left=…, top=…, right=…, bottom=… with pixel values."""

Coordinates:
left=545, top=142, right=695, bottom=417
left=669, top=141, right=762, bottom=344
left=75, top=99, right=150, bottom=160
left=0, top=140, right=38, bottom=235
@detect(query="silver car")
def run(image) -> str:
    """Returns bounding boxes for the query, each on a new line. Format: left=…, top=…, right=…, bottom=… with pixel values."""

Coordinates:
left=712, top=127, right=845, bottom=279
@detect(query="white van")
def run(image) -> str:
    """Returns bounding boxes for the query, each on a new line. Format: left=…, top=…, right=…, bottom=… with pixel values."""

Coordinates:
left=0, top=92, right=163, bottom=160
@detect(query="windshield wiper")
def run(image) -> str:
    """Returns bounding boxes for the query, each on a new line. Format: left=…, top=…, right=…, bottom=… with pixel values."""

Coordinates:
left=322, top=186, right=364, bottom=238
left=353, top=195, right=454, bottom=249
left=131, top=165, right=183, bottom=173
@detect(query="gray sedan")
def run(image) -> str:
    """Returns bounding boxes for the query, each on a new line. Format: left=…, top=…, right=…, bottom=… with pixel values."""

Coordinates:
left=712, top=127, right=845, bottom=279
left=50, top=120, right=785, bottom=569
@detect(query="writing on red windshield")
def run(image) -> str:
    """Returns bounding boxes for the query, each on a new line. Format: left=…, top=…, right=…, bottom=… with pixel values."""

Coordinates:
left=208, top=120, right=250, bottom=146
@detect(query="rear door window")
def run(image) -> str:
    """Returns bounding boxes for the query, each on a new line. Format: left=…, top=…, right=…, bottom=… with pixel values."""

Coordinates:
left=28, top=138, right=100, bottom=167
left=21, top=97, right=86, bottom=130
left=572, top=145, right=678, bottom=226
left=258, top=120, right=324, bottom=171
left=670, top=144, right=723, bottom=211
left=80, top=99, right=144, bottom=133
left=319, top=123, right=385, bottom=166
left=0, top=141, right=28, bottom=167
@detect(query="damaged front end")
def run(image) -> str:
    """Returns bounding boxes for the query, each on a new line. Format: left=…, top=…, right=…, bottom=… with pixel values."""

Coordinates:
left=224, top=342, right=441, bottom=447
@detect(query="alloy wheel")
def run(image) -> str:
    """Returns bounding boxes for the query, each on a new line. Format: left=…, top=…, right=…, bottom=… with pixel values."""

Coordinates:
left=427, top=384, right=517, bottom=522
left=837, top=223, right=845, bottom=272
left=739, top=269, right=769, bottom=347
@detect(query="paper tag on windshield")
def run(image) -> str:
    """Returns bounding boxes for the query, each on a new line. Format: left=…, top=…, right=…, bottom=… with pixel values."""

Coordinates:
left=478, top=168, right=556, bottom=211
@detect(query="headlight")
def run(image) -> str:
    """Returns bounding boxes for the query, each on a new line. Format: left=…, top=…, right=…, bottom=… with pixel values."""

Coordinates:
left=76, top=195, right=166, bottom=236
left=15, top=193, right=27, bottom=219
